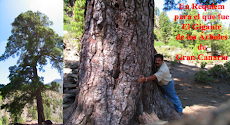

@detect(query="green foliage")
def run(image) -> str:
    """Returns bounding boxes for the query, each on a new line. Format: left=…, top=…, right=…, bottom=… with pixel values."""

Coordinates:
left=16, top=116, right=24, bottom=124
left=171, top=56, right=181, bottom=66
left=32, top=106, right=38, bottom=120
left=27, top=106, right=32, bottom=115
left=202, top=10, right=225, bottom=56
left=172, top=21, right=181, bottom=39
left=191, top=43, right=206, bottom=62
left=59, top=98, right=63, bottom=106
left=43, top=104, right=52, bottom=120
left=155, top=2, right=230, bottom=61
left=155, top=46, right=169, bottom=56
left=170, top=60, right=177, bottom=66
left=63, top=0, right=84, bottom=40
left=53, top=101, right=56, bottom=111
left=154, top=29, right=161, bottom=41
left=0, top=119, right=2, bottom=125
left=42, top=92, right=52, bottom=107
left=159, top=5, right=230, bottom=54
left=163, top=54, right=171, bottom=59
left=71, top=0, right=85, bottom=42
left=201, top=62, right=207, bottom=69
left=64, top=23, right=72, bottom=31
left=220, top=27, right=230, bottom=56
left=64, top=11, right=71, bottom=24
left=194, top=70, right=213, bottom=83
left=224, top=61, right=230, bottom=72
left=159, top=11, right=171, bottom=44
left=191, top=44, right=199, bottom=59
left=209, top=64, right=229, bottom=78
left=57, top=118, right=63, bottom=124
left=2, top=91, right=26, bottom=123
left=64, top=0, right=76, bottom=15
left=27, top=104, right=37, bottom=120
left=11, top=113, right=24, bottom=124
left=42, top=92, right=55, bottom=120
left=64, top=2, right=72, bottom=13
left=167, top=40, right=183, bottom=48
left=200, top=60, right=213, bottom=65
left=64, top=11, right=72, bottom=31
left=180, top=48, right=192, bottom=57
left=2, top=116, right=8, bottom=125
left=59, top=112, right=63, bottom=120
left=155, top=41, right=166, bottom=46
left=44, top=82, right=61, bottom=92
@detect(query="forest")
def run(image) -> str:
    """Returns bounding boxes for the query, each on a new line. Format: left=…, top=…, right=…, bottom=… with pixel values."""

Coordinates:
left=64, top=0, right=230, bottom=56
left=154, top=6, right=230, bottom=56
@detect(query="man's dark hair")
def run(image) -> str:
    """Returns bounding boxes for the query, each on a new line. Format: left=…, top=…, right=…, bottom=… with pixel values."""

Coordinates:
left=154, top=54, right=163, bottom=61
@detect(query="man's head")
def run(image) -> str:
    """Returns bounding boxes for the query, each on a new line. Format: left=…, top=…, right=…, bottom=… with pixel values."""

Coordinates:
left=154, top=54, right=163, bottom=67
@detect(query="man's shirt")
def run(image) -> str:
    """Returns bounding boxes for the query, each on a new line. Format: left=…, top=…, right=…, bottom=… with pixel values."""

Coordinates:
left=154, top=61, right=172, bottom=86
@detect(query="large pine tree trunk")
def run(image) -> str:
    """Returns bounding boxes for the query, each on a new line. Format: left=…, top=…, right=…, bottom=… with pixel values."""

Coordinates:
left=64, top=0, right=180, bottom=124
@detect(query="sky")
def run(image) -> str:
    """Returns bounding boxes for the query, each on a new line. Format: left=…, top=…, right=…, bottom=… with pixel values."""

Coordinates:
left=0, top=0, right=63, bottom=85
left=155, top=0, right=230, bottom=27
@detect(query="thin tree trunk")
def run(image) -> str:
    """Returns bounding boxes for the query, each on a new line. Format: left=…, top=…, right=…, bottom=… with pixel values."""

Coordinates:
left=36, top=89, right=45, bottom=125
left=33, top=66, right=45, bottom=125
left=64, top=0, right=180, bottom=124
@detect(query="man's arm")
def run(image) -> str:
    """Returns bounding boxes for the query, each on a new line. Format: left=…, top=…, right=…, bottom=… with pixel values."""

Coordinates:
left=138, top=75, right=157, bottom=83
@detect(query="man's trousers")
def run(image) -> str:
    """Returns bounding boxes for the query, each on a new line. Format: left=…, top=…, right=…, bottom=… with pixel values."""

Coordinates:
left=160, top=79, right=183, bottom=113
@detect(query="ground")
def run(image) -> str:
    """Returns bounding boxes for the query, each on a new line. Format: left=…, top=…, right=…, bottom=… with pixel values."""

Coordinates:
left=1, top=90, right=63, bottom=125
left=165, top=59, right=230, bottom=117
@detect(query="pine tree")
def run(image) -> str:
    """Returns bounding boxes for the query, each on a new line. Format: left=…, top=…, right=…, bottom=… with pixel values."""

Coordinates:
left=172, top=21, right=181, bottom=38
left=219, top=27, right=230, bottom=56
left=159, top=11, right=172, bottom=44
left=71, top=0, right=86, bottom=42
left=184, top=8, right=202, bottom=46
left=0, top=11, right=62, bottom=125
left=203, top=9, right=223, bottom=55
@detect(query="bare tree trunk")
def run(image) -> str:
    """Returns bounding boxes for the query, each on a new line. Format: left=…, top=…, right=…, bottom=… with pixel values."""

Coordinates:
left=36, top=89, right=45, bottom=125
left=64, top=0, right=180, bottom=124
left=33, top=66, right=45, bottom=125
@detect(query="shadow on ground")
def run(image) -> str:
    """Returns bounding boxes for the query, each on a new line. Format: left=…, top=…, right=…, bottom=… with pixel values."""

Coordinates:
left=163, top=60, right=230, bottom=116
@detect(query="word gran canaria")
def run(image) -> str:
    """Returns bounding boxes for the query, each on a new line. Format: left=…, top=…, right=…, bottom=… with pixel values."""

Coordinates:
left=176, top=54, right=228, bottom=61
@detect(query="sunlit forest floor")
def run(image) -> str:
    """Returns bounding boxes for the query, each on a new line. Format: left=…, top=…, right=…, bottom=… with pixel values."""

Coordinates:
left=1, top=90, right=63, bottom=125
left=164, top=58, right=230, bottom=117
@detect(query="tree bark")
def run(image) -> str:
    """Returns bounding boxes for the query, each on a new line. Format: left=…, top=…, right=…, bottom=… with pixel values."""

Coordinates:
left=33, top=66, right=45, bottom=125
left=36, top=89, right=45, bottom=125
left=64, top=0, right=180, bottom=124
